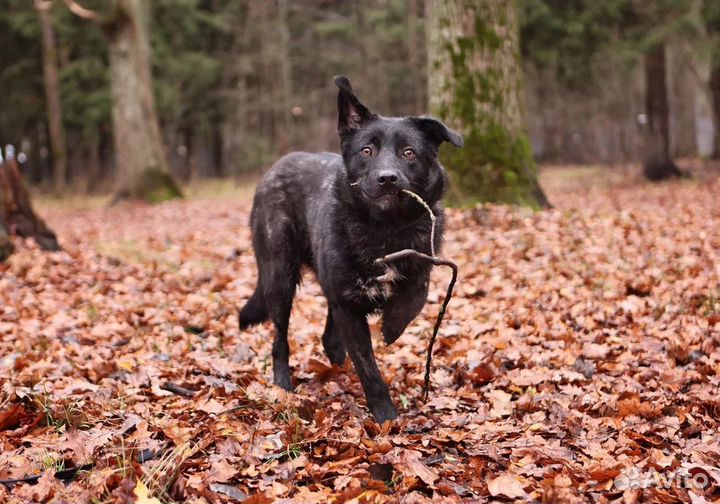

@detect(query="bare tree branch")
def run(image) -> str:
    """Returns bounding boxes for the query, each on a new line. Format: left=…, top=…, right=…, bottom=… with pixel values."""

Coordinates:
left=62, top=0, right=98, bottom=21
left=33, top=0, right=54, bottom=12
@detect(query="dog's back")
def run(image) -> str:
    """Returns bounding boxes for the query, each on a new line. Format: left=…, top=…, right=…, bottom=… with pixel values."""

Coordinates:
left=238, top=151, right=341, bottom=329
left=253, top=151, right=341, bottom=221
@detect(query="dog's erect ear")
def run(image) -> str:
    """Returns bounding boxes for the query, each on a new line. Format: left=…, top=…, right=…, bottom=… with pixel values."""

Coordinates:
left=410, top=117, right=464, bottom=148
left=335, top=75, right=376, bottom=135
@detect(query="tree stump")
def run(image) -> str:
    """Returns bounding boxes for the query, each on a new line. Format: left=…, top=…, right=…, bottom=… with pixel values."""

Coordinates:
left=0, top=145, right=60, bottom=261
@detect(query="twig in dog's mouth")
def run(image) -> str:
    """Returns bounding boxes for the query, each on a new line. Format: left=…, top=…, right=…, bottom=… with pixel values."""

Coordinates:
left=373, top=189, right=458, bottom=402
left=401, top=189, right=437, bottom=257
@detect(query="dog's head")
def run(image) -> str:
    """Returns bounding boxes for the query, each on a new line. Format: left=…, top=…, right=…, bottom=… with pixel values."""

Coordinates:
left=334, top=76, right=463, bottom=215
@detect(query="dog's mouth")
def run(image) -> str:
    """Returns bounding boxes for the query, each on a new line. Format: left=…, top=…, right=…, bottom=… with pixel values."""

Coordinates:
left=374, top=189, right=402, bottom=200
left=368, top=190, right=404, bottom=212
left=365, top=190, right=403, bottom=209
left=352, top=182, right=403, bottom=201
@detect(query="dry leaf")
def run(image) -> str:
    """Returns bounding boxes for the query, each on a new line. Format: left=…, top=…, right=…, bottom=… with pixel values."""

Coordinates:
left=1, top=172, right=719, bottom=503
left=488, top=473, right=528, bottom=499
left=133, top=480, right=162, bottom=504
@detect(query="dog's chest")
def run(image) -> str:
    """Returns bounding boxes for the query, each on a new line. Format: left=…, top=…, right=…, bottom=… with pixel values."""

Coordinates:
left=356, top=263, right=402, bottom=302
left=341, top=220, right=428, bottom=304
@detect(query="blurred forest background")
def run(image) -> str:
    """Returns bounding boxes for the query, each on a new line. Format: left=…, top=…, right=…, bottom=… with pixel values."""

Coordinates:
left=1, top=0, right=719, bottom=197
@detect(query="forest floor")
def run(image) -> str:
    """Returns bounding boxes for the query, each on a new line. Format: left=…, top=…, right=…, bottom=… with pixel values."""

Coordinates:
left=1, top=162, right=720, bottom=503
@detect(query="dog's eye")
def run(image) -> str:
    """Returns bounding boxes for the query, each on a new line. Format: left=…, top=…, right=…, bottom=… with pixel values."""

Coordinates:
left=360, top=147, right=373, bottom=157
left=402, top=148, right=416, bottom=159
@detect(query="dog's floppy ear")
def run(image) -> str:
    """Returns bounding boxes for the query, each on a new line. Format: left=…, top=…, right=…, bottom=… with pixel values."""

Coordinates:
left=411, top=117, right=464, bottom=148
left=335, top=75, right=376, bottom=135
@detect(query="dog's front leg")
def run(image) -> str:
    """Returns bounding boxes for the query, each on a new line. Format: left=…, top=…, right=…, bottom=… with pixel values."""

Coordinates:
left=333, top=306, right=398, bottom=422
left=382, top=271, right=430, bottom=345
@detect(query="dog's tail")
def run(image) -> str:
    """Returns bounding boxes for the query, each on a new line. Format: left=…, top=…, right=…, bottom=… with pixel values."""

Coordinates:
left=239, top=284, right=269, bottom=329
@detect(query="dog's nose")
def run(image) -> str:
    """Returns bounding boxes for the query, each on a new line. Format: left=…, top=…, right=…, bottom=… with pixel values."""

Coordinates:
left=377, top=171, right=399, bottom=186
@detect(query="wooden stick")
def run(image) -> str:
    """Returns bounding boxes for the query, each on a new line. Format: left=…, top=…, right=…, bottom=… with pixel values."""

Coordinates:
left=160, top=382, right=196, bottom=398
left=401, top=189, right=437, bottom=257
left=0, top=463, right=93, bottom=488
left=374, top=249, right=457, bottom=401
left=374, top=186, right=459, bottom=402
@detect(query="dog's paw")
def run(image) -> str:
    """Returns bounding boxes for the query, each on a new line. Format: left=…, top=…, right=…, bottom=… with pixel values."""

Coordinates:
left=325, top=346, right=347, bottom=367
left=369, top=399, right=399, bottom=424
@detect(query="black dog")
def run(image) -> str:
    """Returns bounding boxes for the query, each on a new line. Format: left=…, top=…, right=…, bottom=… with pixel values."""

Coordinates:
left=239, top=76, right=463, bottom=422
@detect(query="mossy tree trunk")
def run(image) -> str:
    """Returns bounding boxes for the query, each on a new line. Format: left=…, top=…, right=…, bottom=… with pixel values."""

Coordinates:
left=103, top=0, right=181, bottom=202
left=642, top=43, right=682, bottom=181
left=427, top=0, right=550, bottom=208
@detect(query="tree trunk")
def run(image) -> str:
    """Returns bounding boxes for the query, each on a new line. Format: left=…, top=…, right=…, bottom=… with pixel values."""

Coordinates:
left=276, top=0, right=293, bottom=153
left=35, top=0, right=68, bottom=192
left=0, top=146, right=59, bottom=261
left=408, top=0, right=423, bottom=113
left=221, top=3, right=253, bottom=176
left=0, top=222, right=11, bottom=261
left=427, top=0, right=550, bottom=208
left=103, top=0, right=181, bottom=202
left=710, top=49, right=720, bottom=159
left=642, top=44, right=683, bottom=181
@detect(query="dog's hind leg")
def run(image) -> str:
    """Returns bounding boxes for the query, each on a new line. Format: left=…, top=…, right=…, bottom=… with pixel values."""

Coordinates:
left=260, top=250, right=300, bottom=391
left=265, top=264, right=299, bottom=390
left=239, top=280, right=269, bottom=329
left=322, top=307, right=346, bottom=366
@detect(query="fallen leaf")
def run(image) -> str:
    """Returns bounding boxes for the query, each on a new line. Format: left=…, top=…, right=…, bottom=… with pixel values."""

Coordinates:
left=134, top=479, right=162, bottom=504
left=488, top=472, right=527, bottom=499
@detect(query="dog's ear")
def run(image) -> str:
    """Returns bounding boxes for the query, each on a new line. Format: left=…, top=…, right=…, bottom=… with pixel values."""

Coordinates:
left=410, top=117, right=464, bottom=148
left=335, top=75, right=376, bottom=135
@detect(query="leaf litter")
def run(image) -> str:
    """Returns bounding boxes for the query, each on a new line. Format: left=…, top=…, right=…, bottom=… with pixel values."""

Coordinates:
left=0, top=167, right=719, bottom=502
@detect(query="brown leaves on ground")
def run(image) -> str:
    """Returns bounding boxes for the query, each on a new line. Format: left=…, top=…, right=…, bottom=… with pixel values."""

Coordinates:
left=1, top=165, right=720, bottom=503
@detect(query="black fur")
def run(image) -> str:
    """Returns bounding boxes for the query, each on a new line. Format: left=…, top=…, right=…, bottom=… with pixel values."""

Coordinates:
left=239, top=76, right=463, bottom=422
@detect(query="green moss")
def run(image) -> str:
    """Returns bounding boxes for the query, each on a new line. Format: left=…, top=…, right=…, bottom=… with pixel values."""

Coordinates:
left=441, top=120, right=541, bottom=209
left=472, top=12, right=502, bottom=51
left=437, top=6, right=546, bottom=209
left=117, top=166, right=183, bottom=204
left=141, top=167, right=183, bottom=203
